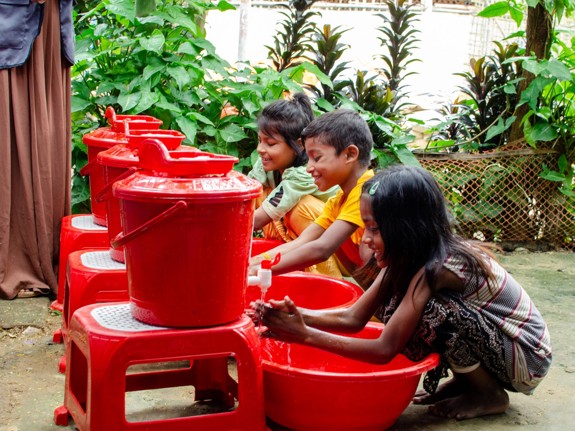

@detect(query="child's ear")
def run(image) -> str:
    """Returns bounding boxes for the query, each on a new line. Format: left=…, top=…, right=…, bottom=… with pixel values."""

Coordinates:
left=296, top=137, right=304, bottom=150
left=344, top=145, right=359, bottom=162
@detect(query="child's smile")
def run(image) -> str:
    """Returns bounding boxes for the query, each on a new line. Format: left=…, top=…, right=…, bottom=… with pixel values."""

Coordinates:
left=257, top=130, right=297, bottom=173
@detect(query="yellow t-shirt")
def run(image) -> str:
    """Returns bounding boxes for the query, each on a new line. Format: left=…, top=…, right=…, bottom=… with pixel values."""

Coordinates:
left=314, top=169, right=375, bottom=270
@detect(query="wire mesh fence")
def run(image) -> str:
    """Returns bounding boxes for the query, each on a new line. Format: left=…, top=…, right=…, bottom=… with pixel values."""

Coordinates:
left=416, top=148, right=575, bottom=249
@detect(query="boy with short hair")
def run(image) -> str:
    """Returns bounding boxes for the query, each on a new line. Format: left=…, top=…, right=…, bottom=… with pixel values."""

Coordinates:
left=250, top=108, right=376, bottom=288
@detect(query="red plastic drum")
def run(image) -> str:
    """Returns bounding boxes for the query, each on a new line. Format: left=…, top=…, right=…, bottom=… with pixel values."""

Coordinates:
left=81, top=107, right=162, bottom=226
left=112, top=140, right=262, bottom=327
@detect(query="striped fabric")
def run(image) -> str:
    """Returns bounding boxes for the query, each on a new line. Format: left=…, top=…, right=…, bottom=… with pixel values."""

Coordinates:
left=444, top=254, right=552, bottom=394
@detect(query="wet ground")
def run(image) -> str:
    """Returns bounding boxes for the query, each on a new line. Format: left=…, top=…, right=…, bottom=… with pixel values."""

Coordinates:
left=0, top=249, right=574, bottom=431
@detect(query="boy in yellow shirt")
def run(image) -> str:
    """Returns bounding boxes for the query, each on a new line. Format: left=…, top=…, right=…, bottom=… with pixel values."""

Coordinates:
left=250, top=108, right=376, bottom=288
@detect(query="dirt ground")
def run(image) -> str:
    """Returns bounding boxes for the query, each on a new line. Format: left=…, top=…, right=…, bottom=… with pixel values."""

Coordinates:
left=0, top=249, right=574, bottom=431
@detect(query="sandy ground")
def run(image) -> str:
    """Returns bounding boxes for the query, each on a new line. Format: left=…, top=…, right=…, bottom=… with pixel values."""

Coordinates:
left=0, top=250, right=574, bottom=431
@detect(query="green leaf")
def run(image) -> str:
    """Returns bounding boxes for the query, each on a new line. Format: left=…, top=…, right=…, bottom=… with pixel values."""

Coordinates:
left=71, top=96, right=92, bottom=113
left=508, top=6, right=523, bottom=27
left=546, top=59, right=573, bottom=81
left=178, top=42, right=200, bottom=56
left=216, top=0, right=236, bottom=12
left=176, top=116, right=198, bottom=144
left=219, top=124, right=248, bottom=143
left=530, top=119, right=558, bottom=142
left=133, top=88, right=159, bottom=113
left=540, top=171, right=566, bottom=182
left=118, top=90, right=141, bottom=112
left=189, top=112, right=215, bottom=126
left=143, top=64, right=165, bottom=80
left=140, top=32, right=165, bottom=53
left=167, top=66, right=191, bottom=90
left=478, top=2, right=510, bottom=18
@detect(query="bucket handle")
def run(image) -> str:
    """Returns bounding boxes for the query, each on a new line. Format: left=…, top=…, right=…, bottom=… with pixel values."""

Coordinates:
left=111, top=200, right=188, bottom=249
left=94, top=166, right=139, bottom=203
left=79, top=160, right=97, bottom=177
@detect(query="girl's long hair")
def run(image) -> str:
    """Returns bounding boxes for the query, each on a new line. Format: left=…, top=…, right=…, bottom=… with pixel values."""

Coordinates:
left=257, top=92, right=314, bottom=170
left=363, top=165, right=495, bottom=302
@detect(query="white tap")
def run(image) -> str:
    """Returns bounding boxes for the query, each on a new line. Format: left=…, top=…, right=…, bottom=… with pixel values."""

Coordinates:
left=247, top=253, right=281, bottom=296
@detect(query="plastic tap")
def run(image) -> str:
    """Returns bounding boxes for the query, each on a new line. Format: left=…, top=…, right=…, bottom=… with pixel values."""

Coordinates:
left=247, top=253, right=281, bottom=295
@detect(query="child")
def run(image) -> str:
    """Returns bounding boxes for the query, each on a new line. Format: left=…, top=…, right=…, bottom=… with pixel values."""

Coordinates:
left=248, top=93, right=340, bottom=275
left=250, top=108, right=376, bottom=287
left=249, top=93, right=338, bottom=241
left=253, top=164, right=552, bottom=421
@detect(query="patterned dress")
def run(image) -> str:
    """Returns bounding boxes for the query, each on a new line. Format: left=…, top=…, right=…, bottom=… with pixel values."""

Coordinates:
left=375, top=253, right=552, bottom=394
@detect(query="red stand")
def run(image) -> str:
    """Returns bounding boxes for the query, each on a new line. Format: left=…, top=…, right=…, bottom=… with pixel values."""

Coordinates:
left=55, top=249, right=128, bottom=371
left=52, top=215, right=109, bottom=313
left=54, top=303, right=265, bottom=431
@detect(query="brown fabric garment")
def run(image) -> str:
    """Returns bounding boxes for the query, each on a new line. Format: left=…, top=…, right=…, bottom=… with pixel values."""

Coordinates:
left=0, top=1, right=71, bottom=299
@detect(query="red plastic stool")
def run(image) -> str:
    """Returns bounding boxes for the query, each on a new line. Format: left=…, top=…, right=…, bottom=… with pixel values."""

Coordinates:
left=56, top=249, right=128, bottom=370
left=54, top=303, right=265, bottom=431
left=52, top=215, right=109, bottom=313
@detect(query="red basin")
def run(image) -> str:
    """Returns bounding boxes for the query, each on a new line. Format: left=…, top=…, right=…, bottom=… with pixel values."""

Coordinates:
left=261, top=322, right=440, bottom=431
left=246, top=271, right=363, bottom=310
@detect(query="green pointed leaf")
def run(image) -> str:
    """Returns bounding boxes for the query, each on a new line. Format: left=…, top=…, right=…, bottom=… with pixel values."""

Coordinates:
left=140, top=32, right=165, bottom=53
left=143, top=64, right=165, bottom=80
left=133, top=88, right=159, bottom=113
left=530, top=120, right=558, bottom=142
left=167, top=66, right=191, bottom=90
left=71, top=96, right=92, bottom=113
left=176, top=116, right=197, bottom=144
left=478, top=2, right=509, bottom=18
left=216, top=0, right=236, bottom=11
left=546, top=59, right=572, bottom=81
left=118, top=90, right=141, bottom=112
left=219, top=123, right=248, bottom=143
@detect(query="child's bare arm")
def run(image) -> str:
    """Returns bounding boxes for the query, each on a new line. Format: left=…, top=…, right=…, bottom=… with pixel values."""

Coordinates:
left=253, top=206, right=273, bottom=231
left=269, top=219, right=358, bottom=274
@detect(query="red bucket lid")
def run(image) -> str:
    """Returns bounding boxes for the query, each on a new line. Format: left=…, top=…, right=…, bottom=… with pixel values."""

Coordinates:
left=135, top=139, right=237, bottom=177
left=82, top=127, right=128, bottom=149
left=97, top=144, right=139, bottom=168
left=113, top=140, right=262, bottom=202
left=126, top=129, right=186, bottom=151
left=105, top=106, right=162, bottom=133
left=113, top=169, right=262, bottom=202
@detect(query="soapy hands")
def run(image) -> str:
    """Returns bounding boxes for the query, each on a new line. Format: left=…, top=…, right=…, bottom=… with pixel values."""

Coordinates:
left=250, top=296, right=307, bottom=343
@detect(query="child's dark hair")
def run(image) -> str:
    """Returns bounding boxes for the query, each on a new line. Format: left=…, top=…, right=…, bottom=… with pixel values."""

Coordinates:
left=257, top=92, right=314, bottom=168
left=363, top=164, right=496, bottom=301
left=301, top=109, right=373, bottom=167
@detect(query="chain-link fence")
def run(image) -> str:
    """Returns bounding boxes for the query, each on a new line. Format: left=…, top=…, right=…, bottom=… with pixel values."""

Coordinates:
left=416, top=149, right=575, bottom=249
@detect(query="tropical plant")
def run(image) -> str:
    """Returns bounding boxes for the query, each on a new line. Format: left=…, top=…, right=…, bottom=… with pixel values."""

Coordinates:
left=429, top=42, right=522, bottom=152
left=375, top=0, right=420, bottom=115
left=308, top=24, right=352, bottom=106
left=266, top=0, right=320, bottom=72
left=70, top=0, right=319, bottom=212
left=477, top=0, right=575, bottom=142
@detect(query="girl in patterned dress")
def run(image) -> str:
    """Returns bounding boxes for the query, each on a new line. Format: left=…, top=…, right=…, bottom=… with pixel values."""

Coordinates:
left=252, top=164, right=552, bottom=420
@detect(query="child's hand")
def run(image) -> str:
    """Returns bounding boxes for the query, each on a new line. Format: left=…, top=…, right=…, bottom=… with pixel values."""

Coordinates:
left=253, top=296, right=307, bottom=343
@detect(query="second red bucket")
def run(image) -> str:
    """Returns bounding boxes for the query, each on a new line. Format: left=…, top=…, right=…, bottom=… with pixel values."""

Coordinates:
left=112, top=140, right=262, bottom=327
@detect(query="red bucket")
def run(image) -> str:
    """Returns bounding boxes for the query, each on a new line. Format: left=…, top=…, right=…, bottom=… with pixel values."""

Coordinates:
left=81, top=128, right=128, bottom=226
left=81, top=107, right=162, bottom=226
left=96, top=144, right=140, bottom=262
left=112, top=140, right=262, bottom=327
left=96, top=135, right=194, bottom=263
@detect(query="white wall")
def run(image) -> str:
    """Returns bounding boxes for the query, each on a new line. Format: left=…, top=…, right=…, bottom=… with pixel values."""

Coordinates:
left=205, top=5, right=482, bottom=105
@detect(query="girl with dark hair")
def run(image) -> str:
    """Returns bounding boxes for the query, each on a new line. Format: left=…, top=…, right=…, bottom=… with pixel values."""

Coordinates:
left=252, top=164, right=551, bottom=420
left=248, top=92, right=339, bottom=275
